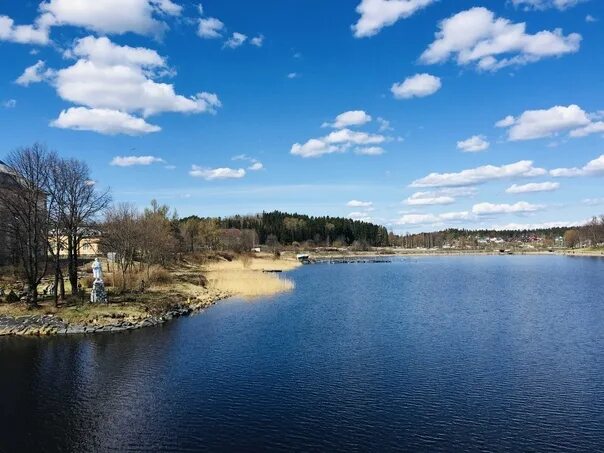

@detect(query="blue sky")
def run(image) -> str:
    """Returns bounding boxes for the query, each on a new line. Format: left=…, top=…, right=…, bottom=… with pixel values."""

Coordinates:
left=1, top=0, right=603, bottom=232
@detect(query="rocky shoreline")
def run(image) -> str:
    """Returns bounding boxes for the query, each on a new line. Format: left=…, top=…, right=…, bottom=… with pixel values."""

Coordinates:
left=0, top=292, right=232, bottom=337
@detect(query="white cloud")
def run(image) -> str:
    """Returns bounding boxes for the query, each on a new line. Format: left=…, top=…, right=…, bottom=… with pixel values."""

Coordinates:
left=472, top=201, right=544, bottom=215
left=110, top=155, right=165, bottom=166
left=511, top=0, right=586, bottom=10
left=439, top=211, right=472, bottom=221
left=323, top=110, right=372, bottom=129
left=39, top=0, right=180, bottom=37
left=189, top=165, right=246, bottom=180
left=586, top=15, right=598, bottom=23
left=396, top=213, right=440, bottom=225
left=287, top=72, right=300, bottom=79
left=377, top=117, right=393, bottom=132
left=496, top=104, right=590, bottom=141
left=550, top=154, right=604, bottom=177
left=290, top=139, right=340, bottom=158
left=491, top=220, right=585, bottom=231
left=391, top=73, right=441, bottom=99
left=352, top=0, right=436, bottom=38
left=44, top=36, right=221, bottom=122
left=250, top=35, right=264, bottom=47
left=420, top=7, right=581, bottom=71
left=67, top=35, right=165, bottom=68
left=224, top=32, right=247, bottom=49
left=569, top=121, right=604, bottom=137
left=2, top=99, right=17, bottom=108
left=411, top=160, right=546, bottom=188
left=0, top=15, right=50, bottom=45
left=198, top=17, right=224, bottom=38
left=506, top=182, right=560, bottom=193
left=355, top=146, right=385, bottom=156
left=349, top=212, right=373, bottom=222
left=51, top=107, right=161, bottom=135
left=396, top=210, right=474, bottom=226
left=347, top=200, right=373, bottom=208
left=15, top=60, right=54, bottom=86
left=457, top=135, right=490, bottom=152
left=231, top=154, right=264, bottom=171
left=292, top=128, right=387, bottom=158
left=405, top=191, right=455, bottom=206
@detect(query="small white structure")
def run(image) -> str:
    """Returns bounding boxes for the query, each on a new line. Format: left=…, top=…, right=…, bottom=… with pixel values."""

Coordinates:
left=90, top=258, right=108, bottom=303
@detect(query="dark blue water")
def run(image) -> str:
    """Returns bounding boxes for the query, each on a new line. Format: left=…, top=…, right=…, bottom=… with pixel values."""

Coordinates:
left=1, top=256, right=604, bottom=452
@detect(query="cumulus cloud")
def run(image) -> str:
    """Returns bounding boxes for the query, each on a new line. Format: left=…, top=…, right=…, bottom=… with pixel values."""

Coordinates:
left=51, top=107, right=161, bottom=135
left=198, top=17, right=224, bottom=38
left=490, top=220, right=586, bottom=231
left=291, top=128, right=387, bottom=158
left=110, top=155, right=165, bottom=166
left=349, top=212, right=373, bottom=222
left=405, top=191, right=455, bottom=206
left=347, top=200, right=373, bottom=208
left=250, top=35, right=264, bottom=47
left=29, top=36, right=221, bottom=134
left=472, top=201, right=544, bottom=215
left=189, top=166, right=246, bottom=180
left=232, top=154, right=264, bottom=171
left=511, top=0, right=586, bottom=10
left=15, top=60, right=54, bottom=86
left=39, top=0, right=181, bottom=37
left=550, top=154, right=604, bottom=177
left=420, top=7, right=581, bottom=71
left=323, top=110, right=372, bottom=129
left=569, top=121, right=604, bottom=138
left=224, top=32, right=247, bottom=49
left=352, top=0, right=436, bottom=38
left=0, top=14, right=50, bottom=45
left=496, top=104, right=590, bottom=141
left=396, top=210, right=474, bottom=226
left=377, top=117, right=393, bottom=132
left=457, top=135, right=490, bottom=152
left=396, top=213, right=440, bottom=225
left=287, top=72, right=300, bottom=79
left=67, top=35, right=165, bottom=68
left=248, top=162, right=264, bottom=171
left=411, top=160, right=546, bottom=188
left=391, top=73, right=441, bottom=99
left=2, top=99, right=17, bottom=108
left=506, top=182, right=560, bottom=193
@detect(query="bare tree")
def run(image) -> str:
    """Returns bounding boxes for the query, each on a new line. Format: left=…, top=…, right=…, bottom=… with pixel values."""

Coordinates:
left=101, top=204, right=140, bottom=292
left=54, top=159, right=111, bottom=296
left=0, top=144, right=54, bottom=306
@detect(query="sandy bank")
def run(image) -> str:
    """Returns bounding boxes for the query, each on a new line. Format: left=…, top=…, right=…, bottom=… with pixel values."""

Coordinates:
left=0, top=255, right=300, bottom=337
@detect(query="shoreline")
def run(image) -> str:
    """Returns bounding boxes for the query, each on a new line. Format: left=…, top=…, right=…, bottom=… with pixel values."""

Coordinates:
left=309, top=248, right=604, bottom=259
left=0, top=255, right=300, bottom=337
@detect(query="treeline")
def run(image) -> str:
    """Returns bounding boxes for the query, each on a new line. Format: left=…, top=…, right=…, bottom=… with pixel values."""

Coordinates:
left=185, top=211, right=390, bottom=248
left=392, top=217, right=604, bottom=249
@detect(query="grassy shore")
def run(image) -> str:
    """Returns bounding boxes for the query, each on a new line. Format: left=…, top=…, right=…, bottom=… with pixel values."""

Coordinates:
left=0, top=254, right=300, bottom=336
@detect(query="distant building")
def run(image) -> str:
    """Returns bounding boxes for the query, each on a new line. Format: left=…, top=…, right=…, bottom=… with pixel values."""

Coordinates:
left=0, top=160, right=18, bottom=266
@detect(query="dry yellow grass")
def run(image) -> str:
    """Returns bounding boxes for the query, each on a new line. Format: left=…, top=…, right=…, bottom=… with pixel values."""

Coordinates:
left=204, top=256, right=299, bottom=299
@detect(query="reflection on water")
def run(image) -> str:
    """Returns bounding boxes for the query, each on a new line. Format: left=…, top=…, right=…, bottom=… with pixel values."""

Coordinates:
left=1, top=256, right=604, bottom=451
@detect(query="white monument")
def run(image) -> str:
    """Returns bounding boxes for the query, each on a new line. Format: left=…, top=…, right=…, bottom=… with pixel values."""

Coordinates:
left=90, top=258, right=107, bottom=303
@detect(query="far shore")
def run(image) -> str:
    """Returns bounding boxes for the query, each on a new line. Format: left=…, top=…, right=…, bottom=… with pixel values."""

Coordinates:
left=307, top=247, right=604, bottom=259
left=0, top=254, right=300, bottom=337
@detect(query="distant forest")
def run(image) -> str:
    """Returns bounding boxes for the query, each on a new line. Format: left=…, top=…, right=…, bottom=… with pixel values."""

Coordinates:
left=180, top=211, right=603, bottom=250
left=184, top=211, right=390, bottom=247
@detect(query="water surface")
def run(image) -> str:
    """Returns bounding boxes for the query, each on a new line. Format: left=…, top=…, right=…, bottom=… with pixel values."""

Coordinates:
left=1, top=256, right=604, bottom=451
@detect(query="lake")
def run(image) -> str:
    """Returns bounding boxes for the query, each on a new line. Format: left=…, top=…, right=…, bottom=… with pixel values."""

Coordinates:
left=1, top=256, right=604, bottom=451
